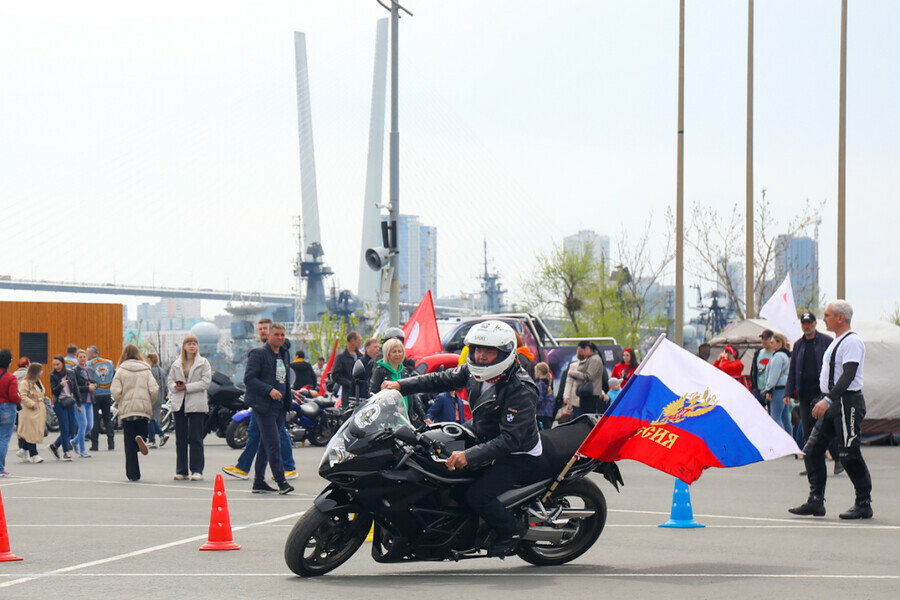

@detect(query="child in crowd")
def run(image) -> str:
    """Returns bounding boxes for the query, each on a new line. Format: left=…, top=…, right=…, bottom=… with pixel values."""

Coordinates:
left=534, top=362, right=555, bottom=430
left=607, top=377, right=622, bottom=403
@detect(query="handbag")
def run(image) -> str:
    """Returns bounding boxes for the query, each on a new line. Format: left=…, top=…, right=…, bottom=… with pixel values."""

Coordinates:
left=576, top=379, right=594, bottom=399
left=58, top=395, right=76, bottom=409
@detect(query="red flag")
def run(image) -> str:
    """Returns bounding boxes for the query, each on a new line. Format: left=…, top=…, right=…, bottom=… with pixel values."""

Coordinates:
left=318, top=339, right=339, bottom=396
left=401, top=290, right=442, bottom=359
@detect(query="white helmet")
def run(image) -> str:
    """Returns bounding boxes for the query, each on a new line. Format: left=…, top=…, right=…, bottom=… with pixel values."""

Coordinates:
left=464, top=320, right=518, bottom=382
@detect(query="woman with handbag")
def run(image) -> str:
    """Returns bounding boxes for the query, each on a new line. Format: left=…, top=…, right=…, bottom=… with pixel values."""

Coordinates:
left=49, top=355, right=81, bottom=461
left=167, top=335, right=212, bottom=481
left=110, top=344, right=158, bottom=481
left=17, top=362, right=47, bottom=463
left=0, top=348, right=23, bottom=476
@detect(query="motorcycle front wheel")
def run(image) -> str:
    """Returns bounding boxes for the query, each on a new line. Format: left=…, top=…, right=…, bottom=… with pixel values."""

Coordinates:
left=516, top=477, right=607, bottom=567
left=284, top=507, right=372, bottom=577
left=309, top=424, right=334, bottom=447
left=225, top=420, right=249, bottom=449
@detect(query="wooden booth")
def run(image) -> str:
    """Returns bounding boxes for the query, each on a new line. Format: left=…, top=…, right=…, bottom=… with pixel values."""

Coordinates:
left=0, top=301, right=123, bottom=391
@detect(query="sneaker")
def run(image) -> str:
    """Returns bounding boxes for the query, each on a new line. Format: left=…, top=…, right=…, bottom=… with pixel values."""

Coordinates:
left=173, top=474, right=187, bottom=480
left=0, top=471, right=9, bottom=477
left=799, top=470, right=808, bottom=476
left=278, top=481, right=295, bottom=495
left=222, top=465, right=249, bottom=480
left=62, top=452, right=73, bottom=462
left=15, top=449, right=26, bottom=461
left=788, top=498, right=826, bottom=517
left=79, top=452, right=92, bottom=458
left=159, top=434, right=170, bottom=448
left=252, top=481, right=278, bottom=494
left=839, top=500, right=873, bottom=520
left=190, top=473, right=203, bottom=481
left=30, top=455, right=44, bottom=464
left=148, top=441, right=158, bottom=449
left=284, top=470, right=298, bottom=480
left=49, top=443, right=60, bottom=459
left=135, top=436, right=149, bottom=456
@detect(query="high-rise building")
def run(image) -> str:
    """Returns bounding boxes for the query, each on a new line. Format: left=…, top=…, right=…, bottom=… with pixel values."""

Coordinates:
left=775, top=234, right=818, bottom=307
left=137, top=298, right=202, bottom=321
left=564, top=230, right=610, bottom=271
left=716, top=257, right=744, bottom=308
left=397, top=215, right=437, bottom=304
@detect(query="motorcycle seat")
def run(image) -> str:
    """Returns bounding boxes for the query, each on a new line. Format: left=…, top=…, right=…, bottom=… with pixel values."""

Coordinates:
left=535, top=414, right=599, bottom=477
left=314, top=398, right=336, bottom=408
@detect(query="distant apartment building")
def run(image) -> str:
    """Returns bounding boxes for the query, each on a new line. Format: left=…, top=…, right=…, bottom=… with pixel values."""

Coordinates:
left=775, top=234, right=819, bottom=306
left=137, top=298, right=202, bottom=321
left=564, top=230, right=610, bottom=271
left=716, top=257, right=744, bottom=308
left=397, top=214, right=437, bottom=304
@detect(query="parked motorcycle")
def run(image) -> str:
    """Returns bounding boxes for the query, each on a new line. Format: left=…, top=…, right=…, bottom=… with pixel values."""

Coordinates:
left=226, top=388, right=342, bottom=449
left=159, top=398, right=175, bottom=432
left=205, top=371, right=247, bottom=439
left=283, top=389, right=622, bottom=577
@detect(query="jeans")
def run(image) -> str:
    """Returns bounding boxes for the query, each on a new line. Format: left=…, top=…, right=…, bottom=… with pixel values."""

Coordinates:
left=174, top=407, right=206, bottom=476
left=236, top=412, right=296, bottom=473
left=91, top=396, right=115, bottom=449
left=253, top=408, right=286, bottom=484
left=147, top=420, right=164, bottom=442
left=84, top=401, right=94, bottom=437
left=768, top=388, right=792, bottom=433
left=72, top=404, right=88, bottom=454
left=54, top=402, right=77, bottom=453
left=0, top=403, right=17, bottom=472
left=122, top=417, right=148, bottom=481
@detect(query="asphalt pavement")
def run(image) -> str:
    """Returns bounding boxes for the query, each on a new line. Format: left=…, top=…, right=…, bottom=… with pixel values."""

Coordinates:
left=1, top=433, right=898, bottom=599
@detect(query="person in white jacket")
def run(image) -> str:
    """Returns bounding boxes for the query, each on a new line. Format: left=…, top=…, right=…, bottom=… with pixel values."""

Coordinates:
left=167, top=335, right=212, bottom=481
left=110, top=344, right=158, bottom=482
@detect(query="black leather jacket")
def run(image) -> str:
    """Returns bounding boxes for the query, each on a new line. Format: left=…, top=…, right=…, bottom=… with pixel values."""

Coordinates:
left=370, top=362, right=428, bottom=424
left=398, top=364, right=540, bottom=467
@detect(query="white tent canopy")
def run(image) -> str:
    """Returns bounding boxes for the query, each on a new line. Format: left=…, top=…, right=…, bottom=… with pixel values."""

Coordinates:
left=708, top=319, right=900, bottom=432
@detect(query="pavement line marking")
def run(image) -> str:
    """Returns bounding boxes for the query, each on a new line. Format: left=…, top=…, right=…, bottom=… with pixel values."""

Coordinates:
left=608, top=523, right=900, bottom=530
left=2, top=496, right=315, bottom=501
left=1, top=475, right=309, bottom=495
left=0, top=510, right=306, bottom=590
left=0, top=478, right=52, bottom=487
left=609, top=508, right=881, bottom=526
left=0, top=573, right=897, bottom=580
left=7, top=523, right=294, bottom=528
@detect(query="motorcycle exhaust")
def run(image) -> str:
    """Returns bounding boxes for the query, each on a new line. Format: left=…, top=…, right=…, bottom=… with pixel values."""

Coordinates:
left=522, top=526, right=577, bottom=543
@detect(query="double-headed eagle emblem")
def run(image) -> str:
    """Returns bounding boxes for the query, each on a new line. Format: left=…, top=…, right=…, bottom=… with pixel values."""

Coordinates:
left=651, top=389, right=718, bottom=426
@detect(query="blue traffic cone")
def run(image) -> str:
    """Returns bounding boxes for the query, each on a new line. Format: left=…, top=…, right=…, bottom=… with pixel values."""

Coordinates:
left=659, top=479, right=705, bottom=528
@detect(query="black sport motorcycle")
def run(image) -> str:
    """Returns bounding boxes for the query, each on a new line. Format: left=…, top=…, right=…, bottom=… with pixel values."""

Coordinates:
left=204, top=371, right=247, bottom=439
left=284, top=389, right=622, bottom=577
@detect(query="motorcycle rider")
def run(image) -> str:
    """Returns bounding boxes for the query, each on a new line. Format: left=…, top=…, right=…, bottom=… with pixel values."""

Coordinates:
left=382, top=320, right=541, bottom=556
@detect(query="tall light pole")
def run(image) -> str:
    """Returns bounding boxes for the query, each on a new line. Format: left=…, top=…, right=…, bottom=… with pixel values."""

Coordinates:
left=746, top=0, right=755, bottom=319
left=377, top=0, right=413, bottom=326
left=837, top=0, right=847, bottom=299
left=675, top=0, right=685, bottom=346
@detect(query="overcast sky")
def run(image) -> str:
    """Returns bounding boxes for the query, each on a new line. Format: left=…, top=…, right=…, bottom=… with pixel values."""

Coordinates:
left=1, top=1, right=897, bottom=322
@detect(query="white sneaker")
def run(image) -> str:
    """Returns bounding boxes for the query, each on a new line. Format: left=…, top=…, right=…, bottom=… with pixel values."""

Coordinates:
left=31, top=455, right=44, bottom=463
left=190, top=473, right=203, bottom=481
left=16, top=449, right=27, bottom=461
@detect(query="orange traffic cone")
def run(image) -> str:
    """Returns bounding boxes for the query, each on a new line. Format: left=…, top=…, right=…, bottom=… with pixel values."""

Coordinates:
left=199, top=474, right=241, bottom=551
left=0, top=487, right=23, bottom=562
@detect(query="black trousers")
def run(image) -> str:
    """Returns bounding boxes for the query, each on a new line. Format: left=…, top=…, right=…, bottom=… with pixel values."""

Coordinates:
left=465, top=454, right=540, bottom=538
left=122, top=417, right=148, bottom=481
left=254, top=407, right=286, bottom=485
left=803, top=391, right=872, bottom=502
left=798, top=392, right=841, bottom=459
left=91, top=396, right=115, bottom=449
left=174, top=407, right=206, bottom=476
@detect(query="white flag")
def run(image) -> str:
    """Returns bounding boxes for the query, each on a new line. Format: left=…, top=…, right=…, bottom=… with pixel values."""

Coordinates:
left=759, top=274, right=803, bottom=344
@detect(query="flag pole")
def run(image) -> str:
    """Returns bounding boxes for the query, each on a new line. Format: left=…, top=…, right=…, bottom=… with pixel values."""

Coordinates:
left=541, top=333, right=669, bottom=503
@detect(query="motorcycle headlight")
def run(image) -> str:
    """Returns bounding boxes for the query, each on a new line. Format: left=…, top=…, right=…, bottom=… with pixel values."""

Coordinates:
left=327, top=445, right=352, bottom=468
left=320, top=433, right=354, bottom=470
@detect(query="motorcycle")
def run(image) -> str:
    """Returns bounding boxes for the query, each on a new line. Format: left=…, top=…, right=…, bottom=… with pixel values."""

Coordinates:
left=226, top=388, right=342, bottom=449
left=283, top=389, right=622, bottom=577
left=205, top=371, right=247, bottom=439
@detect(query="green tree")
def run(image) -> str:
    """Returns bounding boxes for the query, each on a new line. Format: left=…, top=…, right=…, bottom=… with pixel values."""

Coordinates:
left=521, top=243, right=597, bottom=334
left=305, top=310, right=359, bottom=362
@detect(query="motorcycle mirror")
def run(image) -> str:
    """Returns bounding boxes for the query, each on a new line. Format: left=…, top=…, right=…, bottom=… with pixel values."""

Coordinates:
left=352, top=359, right=367, bottom=380
left=393, top=426, right=419, bottom=446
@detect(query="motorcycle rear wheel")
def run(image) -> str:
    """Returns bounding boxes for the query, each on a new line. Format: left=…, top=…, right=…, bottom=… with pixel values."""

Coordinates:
left=309, top=424, right=334, bottom=447
left=284, top=507, right=372, bottom=577
left=225, top=420, right=249, bottom=449
left=516, top=478, right=607, bottom=567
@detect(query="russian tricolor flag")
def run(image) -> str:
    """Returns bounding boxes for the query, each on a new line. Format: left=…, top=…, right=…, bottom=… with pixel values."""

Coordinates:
left=578, top=336, right=800, bottom=484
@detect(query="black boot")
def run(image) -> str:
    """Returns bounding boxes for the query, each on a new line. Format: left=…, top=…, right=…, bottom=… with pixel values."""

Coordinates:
left=487, top=521, right=528, bottom=557
left=839, top=499, right=873, bottom=520
left=788, top=496, right=825, bottom=517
